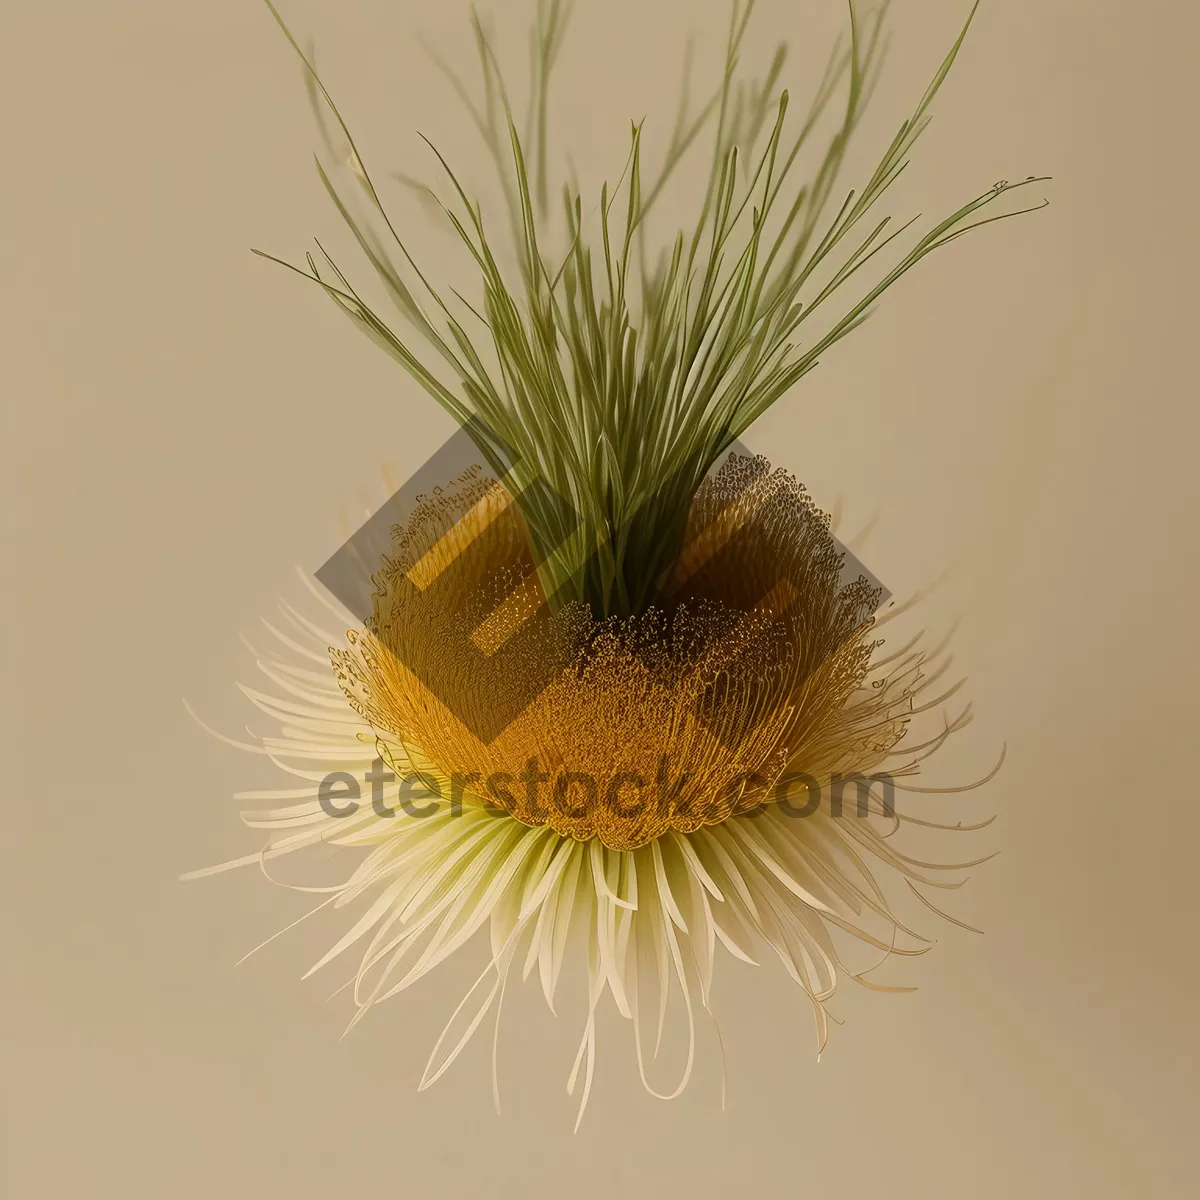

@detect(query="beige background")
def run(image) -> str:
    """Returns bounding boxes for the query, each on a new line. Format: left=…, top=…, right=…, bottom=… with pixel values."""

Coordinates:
left=3, top=0, right=1198, bottom=1196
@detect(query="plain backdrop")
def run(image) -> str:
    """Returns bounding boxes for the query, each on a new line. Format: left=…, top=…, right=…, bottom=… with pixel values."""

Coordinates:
left=2, top=1, right=1197, bottom=1197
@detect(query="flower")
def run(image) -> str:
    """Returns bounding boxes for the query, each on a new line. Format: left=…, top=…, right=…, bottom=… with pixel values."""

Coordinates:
left=187, top=457, right=1000, bottom=1123
left=186, top=0, right=1039, bottom=1124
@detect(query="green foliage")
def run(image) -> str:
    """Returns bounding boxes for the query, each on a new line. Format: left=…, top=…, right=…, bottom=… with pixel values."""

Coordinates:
left=257, top=0, right=1047, bottom=618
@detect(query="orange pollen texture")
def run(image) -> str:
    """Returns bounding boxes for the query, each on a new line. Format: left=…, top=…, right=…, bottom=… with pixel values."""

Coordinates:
left=332, top=456, right=903, bottom=850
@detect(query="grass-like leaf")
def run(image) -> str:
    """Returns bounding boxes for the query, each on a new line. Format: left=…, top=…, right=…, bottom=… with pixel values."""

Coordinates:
left=257, top=0, right=1048, bottom=618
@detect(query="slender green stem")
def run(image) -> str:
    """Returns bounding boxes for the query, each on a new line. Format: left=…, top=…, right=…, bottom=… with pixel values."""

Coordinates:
left=257, top=0, right=1047, bottom=619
